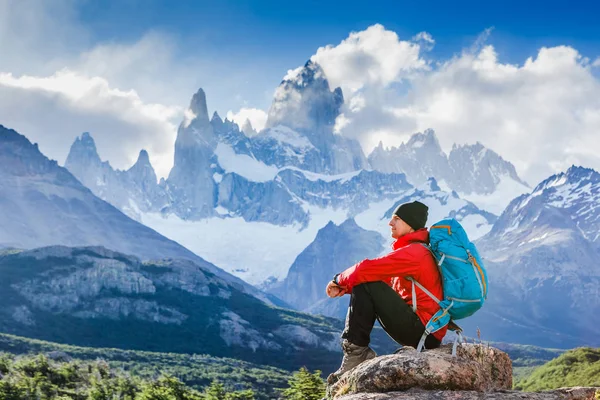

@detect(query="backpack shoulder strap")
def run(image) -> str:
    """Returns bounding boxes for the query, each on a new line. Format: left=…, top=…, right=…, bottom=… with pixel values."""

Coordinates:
left=406, top=277, right=441, bottom=305
left=406, top=243, right=442, bottom=311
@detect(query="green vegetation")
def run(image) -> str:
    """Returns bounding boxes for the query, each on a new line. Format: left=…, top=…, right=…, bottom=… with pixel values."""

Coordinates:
left=0, top=352, right=258, bottom=399
left=280, top=367, right=325, bottom=400
left=0, top=333, right=290, bottom=399
left=514, top=347, right=600, bottom=391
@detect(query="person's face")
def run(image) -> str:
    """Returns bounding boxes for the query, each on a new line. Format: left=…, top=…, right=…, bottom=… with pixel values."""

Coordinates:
left=388, top=215, right=414, bottom=239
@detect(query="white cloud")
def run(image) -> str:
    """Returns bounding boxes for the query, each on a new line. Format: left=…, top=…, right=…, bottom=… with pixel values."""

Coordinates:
left=308, top=24, right=431, bottom=156
left=393, top=44, right=600, bottom=183
left=226, top=108, right=268, bottom=133
left=412, top=32, right=435, bottom=44
left=0, top=0, right=208, bottom=180
left=311, top=24, right=430, bottom=94
left=304, top=24, right=600, bottom=185
left=0, top=70, right=181, bottom=178
left=1, top=6, right=599, bottom=189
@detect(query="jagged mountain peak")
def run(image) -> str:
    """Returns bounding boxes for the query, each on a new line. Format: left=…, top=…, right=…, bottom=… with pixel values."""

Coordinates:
left=482, top=165, right=600, bottom=246
left=1, top=124, right=38, bottom=149
left=1, top=124, right=63, bottom=176
left=452, top=141, right=484, bottom=151
left=403, top=128, right=442, bottom=152
left=211, top=111, right=223, bottom=124
left=64, top=132, right=103, bottom=169
left=447, top=141, right=529, bottom=195
left=531, top=165, right=599, bottom=197
left=188, top=88, right=210, bottom=123
left=320, top=220, right=337, bottom=233
left=129, top=149, right=154, bottom=172
left=339, top=218, right=361, bottom=230
left=450, top=141, right=497, bottom=161
left=80, top=131, right=94, bottom=144
left=282, top=59, right=327, bottom=87
left=73, top=132, right=99, bottom=154
left=265, top=59, right=344, bottom=134
left=318, top=218, right=362, bottom=236
left=135, top=149, right=150, bottom=165
left=241, top=119, right=256, bottom=137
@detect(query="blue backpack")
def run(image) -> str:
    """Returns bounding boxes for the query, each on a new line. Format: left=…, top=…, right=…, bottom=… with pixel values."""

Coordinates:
left=407, top=218, right=488, bottom=354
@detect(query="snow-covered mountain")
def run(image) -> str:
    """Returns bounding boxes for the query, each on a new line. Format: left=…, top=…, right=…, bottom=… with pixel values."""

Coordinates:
left=368, top=129, right=530, bottom=213
left=256, top=60, right=368, bottom=174
left=0, top=124, right=275, bottom=304
left=483, top=166, right=600, bottom=247
left=65, top=133, right=167, bottom=221
left=462, top=166, right=600, bottom=347
left=65, top=132, right=498, bottom=286
left=356, top=178, right=498, bottom=242
left=447, top=142, right=528, bottom=195
left=165, top=88, right=220, bottom=219
left=139, top=169, right=415, bottom=285
left=368, top=129, right=450, bottom=184
left=63, top=61, right=518, bottom=287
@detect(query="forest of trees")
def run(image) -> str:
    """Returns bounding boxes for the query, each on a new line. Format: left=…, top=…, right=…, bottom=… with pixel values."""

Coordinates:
left=0, top=353, right=326, bottom=400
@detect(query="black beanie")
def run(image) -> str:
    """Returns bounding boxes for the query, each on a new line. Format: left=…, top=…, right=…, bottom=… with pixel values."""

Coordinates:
left=393, top=201, right=429, bottom=230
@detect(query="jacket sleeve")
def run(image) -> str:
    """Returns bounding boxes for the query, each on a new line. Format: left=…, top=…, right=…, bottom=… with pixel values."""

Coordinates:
left=336, top=245, right=424, bottom=292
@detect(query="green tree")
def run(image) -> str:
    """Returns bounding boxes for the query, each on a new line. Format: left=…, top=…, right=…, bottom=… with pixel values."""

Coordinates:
left=225, top=389, right=254, bottom=400
left=203, top=380, right=227, bottom=400
left=203, top=380, right=255, bottom=400
left=0, top=380, right=27, bottom=400
left=281, top=367, right=325, bottom=400
left=138, top=374, right=202, bottom=400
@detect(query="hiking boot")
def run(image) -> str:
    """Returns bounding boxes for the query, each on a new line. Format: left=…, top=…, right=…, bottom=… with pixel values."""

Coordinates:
left=326, top=339, right=376, bottom=385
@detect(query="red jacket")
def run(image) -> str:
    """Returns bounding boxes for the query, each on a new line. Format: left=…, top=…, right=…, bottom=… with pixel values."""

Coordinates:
left=336, top=229, right=447, bottom=341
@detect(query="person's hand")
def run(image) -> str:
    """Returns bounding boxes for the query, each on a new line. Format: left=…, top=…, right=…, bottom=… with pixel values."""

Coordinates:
left=326, top=281, right=347, bottom=298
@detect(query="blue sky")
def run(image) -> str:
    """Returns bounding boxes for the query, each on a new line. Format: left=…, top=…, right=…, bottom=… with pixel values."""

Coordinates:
left=0, top=0, right=599, bottom=183
left=75, top=0, right=600, bottom=111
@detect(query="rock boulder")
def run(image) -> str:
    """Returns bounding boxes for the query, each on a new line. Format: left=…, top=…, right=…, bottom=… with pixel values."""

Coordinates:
left=328, top=344, right=512, bottom=399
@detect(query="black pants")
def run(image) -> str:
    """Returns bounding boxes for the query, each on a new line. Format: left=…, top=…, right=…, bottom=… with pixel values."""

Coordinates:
left=342, top=281, right=441, bottom=349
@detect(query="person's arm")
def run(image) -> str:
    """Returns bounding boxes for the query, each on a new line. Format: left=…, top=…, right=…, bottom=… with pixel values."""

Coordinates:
left=325, top=274, right=346, bottom=298
left=336, top=246, right=423, bottom=292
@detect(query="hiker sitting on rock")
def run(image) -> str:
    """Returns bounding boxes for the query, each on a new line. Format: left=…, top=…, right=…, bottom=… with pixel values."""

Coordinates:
left=326, top=200, right=447, bottom=384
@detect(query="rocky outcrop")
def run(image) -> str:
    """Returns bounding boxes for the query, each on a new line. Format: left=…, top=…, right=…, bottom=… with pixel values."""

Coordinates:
left=328, top=344, right=512, bottom=398
left=327, top=344, right=598, bottom=400
left=336, top=387, right=599, bottom=399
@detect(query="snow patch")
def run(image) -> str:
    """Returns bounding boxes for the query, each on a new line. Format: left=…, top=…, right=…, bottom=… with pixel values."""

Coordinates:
left=214, top=142, right=279, bottom=182
left=265, top=125, right=315, bottom=149
left=459, top=213, right=493, bottom=240
left=215, top=206, right=229, bottom=216
left=281, top=167, right=362, bottom=183
left=411, top=139, right=425, bottom=148
left=140, top=205, right=349, bottom=284
left=460, top=174, right=531, bottom=215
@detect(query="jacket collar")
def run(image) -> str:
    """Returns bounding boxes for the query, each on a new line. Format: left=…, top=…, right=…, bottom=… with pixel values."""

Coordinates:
left=392, top=228, right=429, bottom=250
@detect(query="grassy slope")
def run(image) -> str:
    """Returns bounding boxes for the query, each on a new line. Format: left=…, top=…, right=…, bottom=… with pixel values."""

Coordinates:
left=514, top=347, right=600, bottom=391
